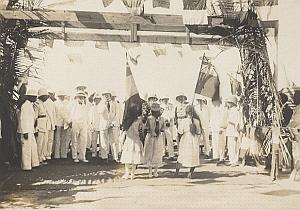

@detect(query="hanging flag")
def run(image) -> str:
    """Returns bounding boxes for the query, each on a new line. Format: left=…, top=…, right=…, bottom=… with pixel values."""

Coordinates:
left=254, top=0, right=278, bottom=21
left=230, top=76, right=242, bottom=96
left=183, top=0, right=207, bottom=10
left=195, top=54, right=220, bottom=100
left=102, top=0, right=114, bottom=7
left=153, top=0, right=170, bottom=9
left=122, top=59, right=144, bottom=131
left=153, top=45, right=167, bottom=56
left=67, top=53, right=82, bottom=64
left=64, top=40, right=84, bottom=47
left=182, top=0, right=208, bottom=25
left=95, top=41, right=109, bottom=50
left=122, top=0, right=144, bottom=15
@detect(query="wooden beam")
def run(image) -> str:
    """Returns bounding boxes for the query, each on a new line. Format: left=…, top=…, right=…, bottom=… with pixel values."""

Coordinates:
left=0, top=10, right=183, bottom=25
left=29, top=28, right=232, bottom=45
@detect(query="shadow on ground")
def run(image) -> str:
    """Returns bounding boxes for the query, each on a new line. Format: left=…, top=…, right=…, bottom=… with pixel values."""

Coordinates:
left=0, top=155, right=123, bottom=208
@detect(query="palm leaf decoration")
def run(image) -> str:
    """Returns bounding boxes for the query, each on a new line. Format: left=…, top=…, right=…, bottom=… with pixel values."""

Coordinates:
left=0, top=0, right=47, bottom=166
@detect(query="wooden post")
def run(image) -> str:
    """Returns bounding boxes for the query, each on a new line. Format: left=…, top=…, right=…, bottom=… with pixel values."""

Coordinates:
left=61, top=21, right=66, bottom=40
left=130, top=23, right=138, bottom=42
left=186, top=27, right=191, bottom=44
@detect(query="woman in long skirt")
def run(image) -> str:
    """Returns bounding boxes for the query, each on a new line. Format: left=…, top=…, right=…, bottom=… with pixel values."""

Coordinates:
left=175, top=105, right=202, bottom=179
left=120, top=117, right=144, bottom=180
left=144, top=102, right=165, bottom=178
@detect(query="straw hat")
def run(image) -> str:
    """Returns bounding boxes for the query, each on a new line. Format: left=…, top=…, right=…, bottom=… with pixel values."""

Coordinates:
left=94, top=93, right=101, bottom=99
left=225, top=96, right=237, bottom=106
left=38, top=88, right=49, bottom=97
left=75, top=90, right=86, bottom=98
left=75, top=85, right=87, bottom=91
left=102, top=89, right=112, bottom=95
left=148, top=93, right=158, bottom=101
left=150, top=102, right=161, bottom=112
left=57, top=90, right=66, bottom=96
left=25, top=89, right=38, bottom=97
left=176, top=92, right=187, bottom=101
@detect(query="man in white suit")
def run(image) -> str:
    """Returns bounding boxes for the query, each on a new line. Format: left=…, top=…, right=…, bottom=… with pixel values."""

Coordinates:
left=91, top=93, right=102, bottom=157
left=18, top=89, right=39, bottom=170
left=69, top=91, right=89, bottom=163
left=111, top=91, right=123, bottom=160
left=34, top=88, right=50, bottom=165
left=99, top=90, right=118, bottom=162
left=45, top=90, right=56, bottom=160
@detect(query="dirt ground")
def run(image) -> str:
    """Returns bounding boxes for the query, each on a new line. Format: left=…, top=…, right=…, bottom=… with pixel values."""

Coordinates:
left=0, top=155, right=300, bottom=209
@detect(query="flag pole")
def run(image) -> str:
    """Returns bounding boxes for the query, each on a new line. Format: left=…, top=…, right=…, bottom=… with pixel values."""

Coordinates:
left=192, top=53, right=206, bottom=106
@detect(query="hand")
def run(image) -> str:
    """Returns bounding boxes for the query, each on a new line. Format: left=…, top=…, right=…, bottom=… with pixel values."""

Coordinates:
left=23, top=133, right=28, bottom=140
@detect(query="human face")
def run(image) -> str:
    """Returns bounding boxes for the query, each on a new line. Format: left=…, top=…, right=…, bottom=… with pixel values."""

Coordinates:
left=77, top=96, right=85, bottom=104
left=177, top=96, right=185, bottom=103
left=94, top=98, right=101, bottom=105
left=162, top=98, right=169, bottom=104
left=39, top=95, right=49, bottom=102
left=103, top=93, right=111, bottom=102
left=148, top=97, right=157, bottom=105
left=27, top=96, right=37, bottom=103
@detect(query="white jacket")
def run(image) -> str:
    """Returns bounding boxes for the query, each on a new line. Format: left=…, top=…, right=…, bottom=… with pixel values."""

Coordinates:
left=91, top=103, right=101, bottom=131
left=45, top=99, right=56, bottom=131
left=98, top=100, right=117, bottom=131
left=34, top=99, right=48, bottom=133
left=18, top=100, right=36, bottom=134
left=69, top=102, right=89, bottom=126
left=54, top=99, right=69, bottom=127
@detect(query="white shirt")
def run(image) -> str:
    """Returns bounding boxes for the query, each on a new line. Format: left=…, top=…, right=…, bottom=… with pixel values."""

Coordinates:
left=161, top=103, right=174, bottom=122
left=70, top=102, right=89, bottom=125
left=195, top=104, right=210, bottom=130
left=98, top=100, right=117, bottom=131
left=91, top=103, right=101, bottom=131
left=54, top=99, right=68, bottom=127
left=45, top=99, right=56, bottom=130
left=210, top=105, right=223, bottom=132
left=225, top=106, right=240, bottom=137
left=18, top=100, right=36, bottom=134
left=34, top=99, right=48, bottom=132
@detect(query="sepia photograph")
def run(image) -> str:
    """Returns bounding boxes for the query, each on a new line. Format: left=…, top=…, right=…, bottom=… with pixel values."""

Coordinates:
left=0, top=0, right=299, bottom=209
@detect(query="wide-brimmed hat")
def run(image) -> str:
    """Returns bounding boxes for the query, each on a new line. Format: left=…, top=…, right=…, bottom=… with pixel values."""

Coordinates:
left=176, top=92, right=187, bottom=101
left=102, top=89, right=112, bottom=96
left=75, top=85, right=87, bottom=91
left=94, top=93, right=101, bottom=99
left=75, top=90, right=86, bottom=98
left=38, top=88, right=49, bottom=97
left=225, top=96, right=237, bottom=106
left=57, top=90, right=66, bottom=96
left=150, top=102, right=161, bottom=112
left=25, top=89, right=38, bottom=97
left=111, top=90, right=116, bottom=97
left=160, top=95, right=169, bottom=100
left=148, top=93, right=158, bottom=101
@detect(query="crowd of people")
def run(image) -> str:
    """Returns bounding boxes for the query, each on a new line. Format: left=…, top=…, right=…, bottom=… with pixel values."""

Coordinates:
left=15, top=85, right=300, bottom=181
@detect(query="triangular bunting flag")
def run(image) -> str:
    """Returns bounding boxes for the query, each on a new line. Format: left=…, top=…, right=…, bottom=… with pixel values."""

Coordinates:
left=102, top=0, right=115, bottom=7
left=190, top=45, right=209, bottom=51
left=120, top=42, right=141, bottom=50
left=64, top=40, right=84, bottom=47
left=67, top=53, right=82, bottom=64
left=153, top=0, right=170, bottom=9
left=153, top=45, right=167, bottom=56
left=95, top=41, right=109, bottom=50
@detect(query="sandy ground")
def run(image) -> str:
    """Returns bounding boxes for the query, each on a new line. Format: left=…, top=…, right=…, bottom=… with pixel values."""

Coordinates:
left=0, top=156, right=300, bottom=209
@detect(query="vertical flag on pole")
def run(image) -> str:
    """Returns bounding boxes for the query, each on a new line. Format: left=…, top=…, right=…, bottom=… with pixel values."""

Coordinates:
left=122, top=54, right=144, bottom=131
left=194, top=54, right=220, bottom=100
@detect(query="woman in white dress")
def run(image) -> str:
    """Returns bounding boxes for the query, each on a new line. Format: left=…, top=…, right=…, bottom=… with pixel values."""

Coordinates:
left=175, top=105, right=202, bottom=179
left=144, top=102, right=165, bottom=178
left=120, top=117, right=144, bottom=180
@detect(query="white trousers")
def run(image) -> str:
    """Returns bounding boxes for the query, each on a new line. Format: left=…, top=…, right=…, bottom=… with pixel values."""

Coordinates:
left=86, top=129, right=92, bottom=149
left=203, top=129, right=210, bottom=156
left=54, top=126, right=69, bottom=158
left=91, top=131, right=100, bottom=156
left=36, top=131, right=48, bottom=163
left=211, top=132, right=220, bottom=159
left=99, top=127, right=120, bottom=160
left=46, top=130, right=54, bottom=159
left=227, top=136, right=239, bottom=164
left=71, top=123, right=87, bottom=160
left=21, top=133, right=39, bottom=170
left=164, top=127, right=174, bottom=157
